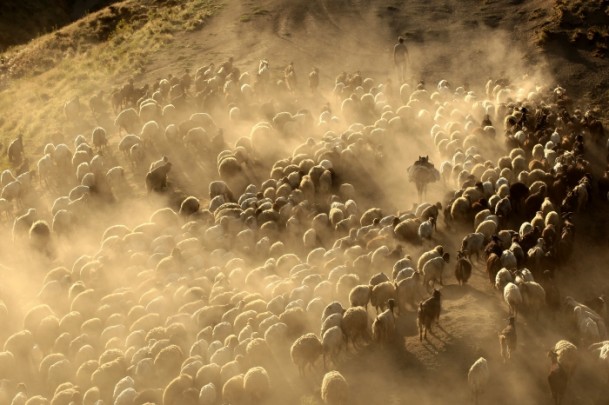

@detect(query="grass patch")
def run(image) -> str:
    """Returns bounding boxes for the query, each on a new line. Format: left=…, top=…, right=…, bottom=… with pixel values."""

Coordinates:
left=0, top=0, right=221, bottom=170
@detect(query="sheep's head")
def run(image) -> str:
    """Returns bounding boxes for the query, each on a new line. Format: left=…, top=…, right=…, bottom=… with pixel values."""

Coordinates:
left=432, top=289, right=441, bottom=299
left=442, top=252, right=450, bottom=263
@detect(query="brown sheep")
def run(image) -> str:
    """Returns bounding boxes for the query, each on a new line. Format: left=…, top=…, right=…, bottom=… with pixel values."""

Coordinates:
left=455, top=250, right=472, bottom=286
left=486, top=253, right=501, bottom=286
left=417, top=289, right=441, bottom=341
left=499, top=317, right=517, bottom=362
left=547, top=350, right=568, bottom=405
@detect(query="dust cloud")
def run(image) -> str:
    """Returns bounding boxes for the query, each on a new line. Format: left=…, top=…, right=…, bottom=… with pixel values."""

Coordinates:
left=0, top=1, right=607, bottom=405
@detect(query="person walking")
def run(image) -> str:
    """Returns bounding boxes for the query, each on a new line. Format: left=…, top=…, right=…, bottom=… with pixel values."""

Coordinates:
left=393, top=36, right=409, bottom=84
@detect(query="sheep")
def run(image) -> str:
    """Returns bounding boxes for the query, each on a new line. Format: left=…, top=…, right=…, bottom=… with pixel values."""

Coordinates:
left=0, top=169, right=16, bottom=188
left=461, top=232, right=485, bottom=261
left=1, top=180, right=22, bottom=206
left=547, top=342, right=577, bottom=404
left=115, top=108, right=140, bottom=135
left=396, top=271, right=422, bottom=313
left=91, top=127, right=108, bottom=150
left=518, top=281, right=546, bottom=319
left=370, top=281, right=396, bottom=313
left=547, top=357, right=569, bottom=405
left=243, top=366, right=270, bottom=402
left=495, top=268, right=513, bottom=291
left=322, top=326, right=346, bottom=368
left=0, top=198, right=10, bottom=220
left=417, top=245, right=443, bottom=271
left=320, top=314, right=343, bottom=337
left=29, top=220, right=53, bottom=258
left=499, top=317, right=517, bottom=362
left=145, top=162, right=172, bottom=194
left=321, top=302, right=345, bottom=322
left=454, top=250, right=472, bottom=286
left=468, top=357, right=489, bottom=405
left=475, top=219, right=497, bottom=242
left=290, top=333, right=322, bottom=376
left=500, top=249, right=517, bottom=270
left=340, top=306, right=370, bottom=349
left=321, top=370, right=348, bottom=405
left=37, top=154, right=54, bottom=187
left=418, top=289, right=441, bottom=341
left=12, top=208, right=36, bottom=242
left=118, top=134, right=141, bottom=156
left=421, top=252, right=450, bottom=292
left=371, top=299, right=396, bottom=347
left=565, top=297, right=608, bottom=341
left=199, top=383, right=217, bottom=405
left=392, top=256, right=415, bottom=279
left=503, top=282, right=522, bottom=319
left=417, top=216, right=435, bottom=239
left=348, top=285, right=370, bottom=309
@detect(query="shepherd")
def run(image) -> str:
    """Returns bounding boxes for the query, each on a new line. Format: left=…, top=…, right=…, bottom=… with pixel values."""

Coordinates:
left=393, top=36, right=410, bottom=84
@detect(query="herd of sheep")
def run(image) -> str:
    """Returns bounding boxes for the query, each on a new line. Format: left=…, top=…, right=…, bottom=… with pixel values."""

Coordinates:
left=0, top=53, right=607, bottom=405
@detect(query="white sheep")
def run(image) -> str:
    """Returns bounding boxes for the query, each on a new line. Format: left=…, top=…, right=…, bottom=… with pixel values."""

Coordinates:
left=552, top=340, right=578, bottom=376
left=475, top=219, right=497, bottom=242
left=495, top=268, right=513, bottom=291
left=503, top=282, right=522, bottom=319
left=500, top=250, right=517, bottom=270
left=518, top=281, right=546, bottom=319
left=422, top=253, right=450, bottom=292
left=417, top=245, right=444, bottom=271
left=396, top=271, right=422, bottom=313
left=243, top=366, right=270, bottom=401
left=468, top=357, right=489, bottom=404
left=348, top=285, right=370, bottom=309
left=199, top=382, right=217, bottom=405
left=417, top=217, right=435, bottom=239
left=321, top=370, right=348, bottom=405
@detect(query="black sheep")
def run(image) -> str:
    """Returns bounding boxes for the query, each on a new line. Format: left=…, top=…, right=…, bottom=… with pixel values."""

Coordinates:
left=146, top=162, right=172, bottom=194
left=509, top=181, right=530, bottom=213
left=524, top=184, right=547, bottom=218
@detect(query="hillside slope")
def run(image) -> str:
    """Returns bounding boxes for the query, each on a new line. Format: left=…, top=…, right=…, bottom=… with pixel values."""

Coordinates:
left=0, top=0, right=118, bottom=51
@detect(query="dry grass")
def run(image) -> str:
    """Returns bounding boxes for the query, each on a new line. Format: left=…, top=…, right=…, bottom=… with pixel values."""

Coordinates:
left=0, top=0, right=221, bottom=170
